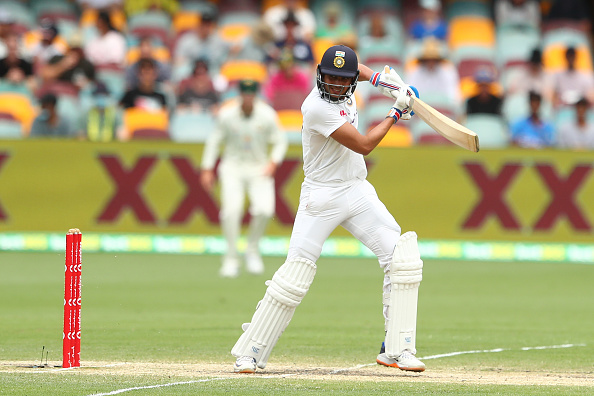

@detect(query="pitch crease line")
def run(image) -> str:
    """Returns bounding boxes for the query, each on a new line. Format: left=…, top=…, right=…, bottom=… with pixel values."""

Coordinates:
left=330, top=343, right=586, bottom=374
left=88, top=377, right=231, bottom=396
left=85, top=343, right=586, bottom=394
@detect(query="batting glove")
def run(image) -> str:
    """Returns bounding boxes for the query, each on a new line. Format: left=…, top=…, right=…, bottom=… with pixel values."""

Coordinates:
left=369, top=65, right=406, bottom=99
left=387, top=85, right=418, bottom=122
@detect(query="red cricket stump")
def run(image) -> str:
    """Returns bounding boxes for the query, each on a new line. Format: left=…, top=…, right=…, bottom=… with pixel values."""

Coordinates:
left=63, top=228, right=82, bottom=368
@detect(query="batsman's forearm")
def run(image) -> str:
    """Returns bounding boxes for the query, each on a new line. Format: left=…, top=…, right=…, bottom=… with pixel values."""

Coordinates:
left=361, top=118, right=394, bottom=155
left=358, top=64, right=374, bottom=82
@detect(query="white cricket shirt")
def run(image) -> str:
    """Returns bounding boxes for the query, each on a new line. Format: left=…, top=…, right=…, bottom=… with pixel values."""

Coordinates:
left=301, top=87, right=366, bottom=184
left=201, top=99, right=287, bottom=169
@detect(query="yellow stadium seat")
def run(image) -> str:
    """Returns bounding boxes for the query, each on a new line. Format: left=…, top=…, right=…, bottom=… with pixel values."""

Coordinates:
left=377, top=125, right=413, bottom=148
left=460, top=76, right=503, bottom=99
left=23, top=31, right=68, bottom=54
left=313, top=37, right=335, bottom=64
left=220, top=60, right=268, bottom=83
left=262, top=0, right=308, bottom=12
left=172, top=11, right=199, bottom=34
left=126, top=46, right=171, bottom=64
left=123, top=108, right=169, bottom=140
left=219, top=23, right=253, bottom=43
left=543, top=44, right=593, bottom=73
left=448, top=17, right=495, bottom=50
left=277, top=109, right=303, bottom=132
left=0, top=93, right=36, bottom=135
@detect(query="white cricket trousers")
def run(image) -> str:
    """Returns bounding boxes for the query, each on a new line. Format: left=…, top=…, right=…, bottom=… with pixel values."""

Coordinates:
left=219, top=160, right=275, bottom=260
left=287, top=179, right=401, bottom=320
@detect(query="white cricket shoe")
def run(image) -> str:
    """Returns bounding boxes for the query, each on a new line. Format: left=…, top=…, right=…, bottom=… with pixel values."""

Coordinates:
left=234, top=356, right=257, bottom=373
left=245, top=252, right=264, bottom=275
left=220, top=257, right=239, bottom=278
left=377, top=350, right=426, bottom=372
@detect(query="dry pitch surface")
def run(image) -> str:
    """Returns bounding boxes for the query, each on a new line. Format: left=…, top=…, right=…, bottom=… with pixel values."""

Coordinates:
left=2, top=361, right=593, bottom=387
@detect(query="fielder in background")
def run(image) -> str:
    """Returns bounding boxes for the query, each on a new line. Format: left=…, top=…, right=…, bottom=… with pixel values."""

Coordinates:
left=200, top=80, right=288, bottom=278
left=232, top=45, right=426, bottom=373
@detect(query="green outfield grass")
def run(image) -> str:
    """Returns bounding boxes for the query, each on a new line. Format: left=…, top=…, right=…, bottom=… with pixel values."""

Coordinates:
left=1, top=252, right=593, bottom=395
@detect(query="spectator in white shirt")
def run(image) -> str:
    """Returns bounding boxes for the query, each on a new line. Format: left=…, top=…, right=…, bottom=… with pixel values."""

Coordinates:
left=406, top=37, right=461, bottom=108
left=84, top=10, right=127, bottom=68
left=551, top=46, right=594, bottom=108
left=557, top=97, right=594, bottom=150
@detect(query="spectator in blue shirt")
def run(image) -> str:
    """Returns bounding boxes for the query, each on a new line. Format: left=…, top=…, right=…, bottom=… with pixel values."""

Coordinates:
left=510, top=91, right=555, bottom=148
left=409, top=0, right=448, bottom=41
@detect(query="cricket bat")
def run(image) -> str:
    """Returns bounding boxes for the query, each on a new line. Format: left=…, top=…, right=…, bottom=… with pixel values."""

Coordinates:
left=411, top=97, right=480, bottom=152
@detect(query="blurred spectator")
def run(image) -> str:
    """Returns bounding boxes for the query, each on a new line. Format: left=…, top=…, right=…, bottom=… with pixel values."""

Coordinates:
left=29, top=93, right=73, bottom=137
left=174, top=9, right=229, bottom=73
left=557, top=97, right=594, bottom=149
left=263, top=49, right=310, bottom=109
left=82, top=83, right=123, bottom=141
left=0, top=32, right=35, bottom=92
left=125, top=36, right=170, bottom=88
left=466, top=67, right=503, bottom=115
left=545, top=0, right=591, bottom=33
left=550, top=46, right=594, bottom=107
left=0, top=9, right=16, bottom=58
left=120, top=58, right=167, bottom=110
left=506, top=48, right=552, bottom=97
left=124, top=0, right=179, bottom=17
left=233, top=20, right=276, bottom=63
left=315, top=2, right=350, bottom=41
left=84, top=10, right=127, bottom=68
left=272, top=11, right=314, bottom=68
left=28, top=20, right=66, bottom=67
left=176, top=58, right=219, bottom=114
left=41, top=35, right=96, bottom=90
left=406, top=38, right=461, bottom=107
left=409, top=0, right=447, bottom=41
left=360, top=11, right=389, bottom=43
left=264, top=0, right=316, bottom=41
left=495, top=0, right=541, bottom=30
left=510, top=91, right=555, bottom=148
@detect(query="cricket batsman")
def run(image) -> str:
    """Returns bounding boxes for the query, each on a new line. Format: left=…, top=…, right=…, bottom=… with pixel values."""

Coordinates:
left=231, top=45, right=425, bottom=373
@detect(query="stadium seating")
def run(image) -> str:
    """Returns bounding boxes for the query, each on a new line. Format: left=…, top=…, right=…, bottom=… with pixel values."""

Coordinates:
left=219, top=60, right=268, bottom=84
left=0, top=93, right=36, bottom=134
left=169, top=111, right=215, bottom=143
left=464, top=113, right=509, bottom=149
left=446, top=0, right=491, bottom=20
left=123, top=108, right=170, bottom=140
left=0, top=0, right=592, bottom=150
left=495, top=26, right=541, bottom=70
left=0, top=119, right=23, bottom=139
left=542, top=43, right=593, bottom=73
left=448, top=16, right=495, bottom=50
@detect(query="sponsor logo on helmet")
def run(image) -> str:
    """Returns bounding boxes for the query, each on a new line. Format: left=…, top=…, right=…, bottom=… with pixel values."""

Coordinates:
left=333, top=56, right=345, bottom=68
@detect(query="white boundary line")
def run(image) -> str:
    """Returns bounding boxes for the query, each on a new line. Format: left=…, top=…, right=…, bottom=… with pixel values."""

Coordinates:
left=22, top=343, right=584, bottom=395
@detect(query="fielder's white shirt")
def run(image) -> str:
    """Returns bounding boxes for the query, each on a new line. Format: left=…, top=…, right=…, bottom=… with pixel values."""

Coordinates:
left=201, top=99, right=287, bottom=169
left=301, top=87, right=366, bottom=184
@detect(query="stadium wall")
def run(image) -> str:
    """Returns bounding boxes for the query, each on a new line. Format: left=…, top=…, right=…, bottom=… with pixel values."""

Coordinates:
left=0, top=140, right=593, bottom=244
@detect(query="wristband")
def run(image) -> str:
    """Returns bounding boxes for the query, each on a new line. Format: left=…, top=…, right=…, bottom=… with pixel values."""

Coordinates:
left=386, top=107, right=402, bottom=122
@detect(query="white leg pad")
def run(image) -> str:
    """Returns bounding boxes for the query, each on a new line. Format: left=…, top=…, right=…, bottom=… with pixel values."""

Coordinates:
left=231, top=257, right=316, bottom=369
left=385, top=231, right=423, bottom=358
